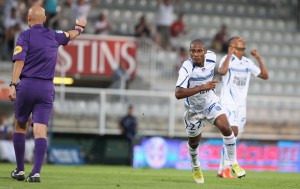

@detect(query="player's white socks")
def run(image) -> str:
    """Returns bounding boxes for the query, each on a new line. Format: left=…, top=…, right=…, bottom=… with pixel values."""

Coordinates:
left=218, top=145, right=225, bottom=174
left=223, top=132, right=237, bottom=165
left=218, top=145, right=231, bottom=174
left=188, top=144, right=200, bottom=168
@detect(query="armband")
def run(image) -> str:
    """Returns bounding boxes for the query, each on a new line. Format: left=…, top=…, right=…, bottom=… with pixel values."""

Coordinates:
left=75, top=28, right=82, bottom=35
left=76, top=24, right=85, bottom=29
left=9, top=82, right=18, bottom=87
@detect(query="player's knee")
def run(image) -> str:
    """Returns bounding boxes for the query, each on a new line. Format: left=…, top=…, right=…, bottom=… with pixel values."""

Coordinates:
left=219, top=123, right=232, bottom=136
left=231, top=126, right=239, bottom=137
left=189, top=143, right=198, bottom=149
left=188, top=140, right=199, bottom=149
left=233, top=130, right=238, bottom=137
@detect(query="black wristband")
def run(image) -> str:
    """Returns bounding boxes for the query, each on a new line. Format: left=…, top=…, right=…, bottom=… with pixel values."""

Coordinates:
left=76, top=24, right=85, bottom=29
left=9, top=82, right=18, bottom=87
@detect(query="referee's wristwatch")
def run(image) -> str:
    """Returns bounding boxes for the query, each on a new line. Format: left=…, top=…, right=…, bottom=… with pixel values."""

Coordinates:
left=9, top=82, right=18, bottom=87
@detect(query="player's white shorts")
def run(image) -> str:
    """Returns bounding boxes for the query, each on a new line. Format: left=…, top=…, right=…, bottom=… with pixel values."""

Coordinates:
left=183, top=102, right=226, bottom=137
left=222, top=104, right=246, bottom=133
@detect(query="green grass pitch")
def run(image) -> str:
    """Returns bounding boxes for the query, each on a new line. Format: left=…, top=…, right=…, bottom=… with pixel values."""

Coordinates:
left=0, top=163, right=299, bottom=189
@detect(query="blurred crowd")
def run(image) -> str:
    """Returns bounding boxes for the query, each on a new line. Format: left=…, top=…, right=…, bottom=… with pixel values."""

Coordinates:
left=0, top=0, right=94, bottom=61
left=0, top=0, right=229, bottom=70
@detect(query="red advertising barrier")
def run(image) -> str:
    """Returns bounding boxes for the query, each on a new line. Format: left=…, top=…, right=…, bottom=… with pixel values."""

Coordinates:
left=0, top=80, right=9, bottom=101
left=0, top=88, right=9, bottom=101
left=56, top=35, right=137, bottom=77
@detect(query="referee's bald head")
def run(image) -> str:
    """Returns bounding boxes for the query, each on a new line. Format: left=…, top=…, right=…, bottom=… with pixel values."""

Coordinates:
left=28, top=6, right=46, bottom=26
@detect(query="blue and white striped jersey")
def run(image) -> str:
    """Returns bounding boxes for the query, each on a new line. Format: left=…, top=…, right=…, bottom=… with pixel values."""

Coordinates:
left=176, top=50, right=220, bottom=112
left=219, top=54, right=261, bottom=106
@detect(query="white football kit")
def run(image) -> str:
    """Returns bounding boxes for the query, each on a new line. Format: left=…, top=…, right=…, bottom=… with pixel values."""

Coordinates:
left=176, top=51, right=225, bottom=137
left=219, top=54, right=261, bottom=132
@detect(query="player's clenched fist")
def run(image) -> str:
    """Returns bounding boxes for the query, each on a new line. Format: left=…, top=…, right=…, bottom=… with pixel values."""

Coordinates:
left=203, top=80, right=219, bottom=90
left=250, top=50, right=261, bottom=59
left=228, top=46, right=235, bottom=55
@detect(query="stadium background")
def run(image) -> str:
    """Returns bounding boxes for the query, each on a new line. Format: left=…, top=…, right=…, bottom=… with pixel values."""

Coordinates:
left=0, top=0, right=299, bottom=172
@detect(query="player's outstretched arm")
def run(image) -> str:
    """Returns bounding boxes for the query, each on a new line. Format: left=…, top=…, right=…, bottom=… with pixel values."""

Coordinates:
left=250, top=50, right=269, bottom=80
left=219, top=46, right=235, bottom=75
left=175, top=80, right=218, bottom=99
left=68, top=18, right=87, bottom=41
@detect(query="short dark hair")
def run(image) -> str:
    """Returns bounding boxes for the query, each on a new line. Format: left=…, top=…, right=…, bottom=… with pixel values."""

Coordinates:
left=190, top=39, right=205, bottom=49
left=228, top=36, right=239, bottom=46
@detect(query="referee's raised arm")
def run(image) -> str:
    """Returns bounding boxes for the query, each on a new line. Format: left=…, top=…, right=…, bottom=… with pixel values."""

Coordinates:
left=68, top=18, right=87, bottom=41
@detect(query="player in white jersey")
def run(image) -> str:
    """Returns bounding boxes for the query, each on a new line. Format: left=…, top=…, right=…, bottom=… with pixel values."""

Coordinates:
left=175, top=39, right=246, bottom=184
left=217, top=37, right=268, bottom=178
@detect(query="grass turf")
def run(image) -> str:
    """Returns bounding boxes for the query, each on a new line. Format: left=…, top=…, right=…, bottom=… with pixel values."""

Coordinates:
left=0, top=163, right=299, bottom=189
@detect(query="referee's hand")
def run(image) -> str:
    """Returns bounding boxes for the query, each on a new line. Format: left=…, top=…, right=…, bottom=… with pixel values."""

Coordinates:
left=76, top=18, right=87, bottom=29
left=8, top=86, right=16, bottom=101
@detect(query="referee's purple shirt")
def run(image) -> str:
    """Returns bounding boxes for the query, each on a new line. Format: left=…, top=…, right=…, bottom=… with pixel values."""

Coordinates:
left=13, top=24, right=70, bottom=80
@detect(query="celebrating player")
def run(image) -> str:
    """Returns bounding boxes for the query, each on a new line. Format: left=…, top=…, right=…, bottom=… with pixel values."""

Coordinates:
left=8, top=5, right=86, bottom=182
left=175, top=39, right=246, bottom=184
left=217, top=36, right=268, bottom=178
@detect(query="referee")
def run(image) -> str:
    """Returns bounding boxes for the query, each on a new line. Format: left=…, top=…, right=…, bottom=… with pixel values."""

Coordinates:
left=8, top=5, right=86, bottom=182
